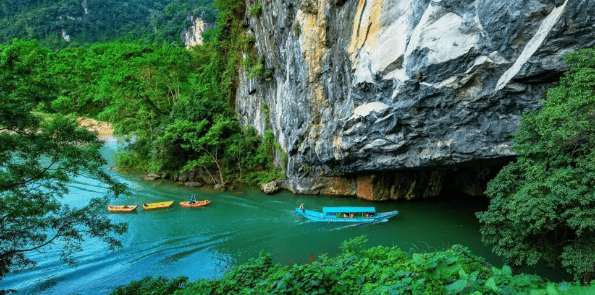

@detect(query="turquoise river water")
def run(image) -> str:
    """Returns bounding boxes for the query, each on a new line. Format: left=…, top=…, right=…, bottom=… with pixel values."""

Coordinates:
left=2, top=137, right=569, bottom=294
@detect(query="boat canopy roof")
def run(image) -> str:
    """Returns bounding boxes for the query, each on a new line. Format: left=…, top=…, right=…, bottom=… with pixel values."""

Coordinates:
left=322, top=207, right=376, bottom=214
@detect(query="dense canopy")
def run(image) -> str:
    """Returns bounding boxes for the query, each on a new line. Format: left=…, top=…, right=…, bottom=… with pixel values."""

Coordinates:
left=478, top=48, right=595, bottom=283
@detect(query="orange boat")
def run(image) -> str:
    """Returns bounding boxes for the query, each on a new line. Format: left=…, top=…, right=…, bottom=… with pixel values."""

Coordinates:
left=108, top=205, right=138, bottom=213
left=179, top=200, right=211, bottom=208
left=142, top=201, right=174, bottom=210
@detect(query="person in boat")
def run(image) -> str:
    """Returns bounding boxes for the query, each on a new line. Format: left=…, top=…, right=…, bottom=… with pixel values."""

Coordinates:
left=350, top=213, right=355, bottom=218
left=189, top=195, right=196, bottom=204
left=343, top=213, right=348, bottom=218
left=299, top=203, right=305, bottom=212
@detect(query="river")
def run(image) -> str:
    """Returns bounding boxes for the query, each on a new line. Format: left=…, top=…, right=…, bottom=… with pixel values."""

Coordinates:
left=2, top=138, right=569, bottom=294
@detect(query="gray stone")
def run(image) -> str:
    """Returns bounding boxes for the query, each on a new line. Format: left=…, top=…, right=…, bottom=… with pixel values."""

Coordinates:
left=261, top=181, right=281, bottom=194
left=145, top=172, right=162, bottom=181
left=236, top=0, right=595, bottom=198
left=184, top=182, right=203, bottom=187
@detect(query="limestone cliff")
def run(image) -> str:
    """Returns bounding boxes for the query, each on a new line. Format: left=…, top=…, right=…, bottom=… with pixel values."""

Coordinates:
left=236, top=0, right=595, bottom=200
left=180, top=12, right=215, bottom=48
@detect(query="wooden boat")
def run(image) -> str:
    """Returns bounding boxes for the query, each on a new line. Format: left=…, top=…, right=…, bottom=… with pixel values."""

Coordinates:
left=142, top=201, right=174, bottom=210
left=179, top=200, right=211, bottom=208
left=108, top=205, right=138, bottom=213
left=295, top=207, right=398, bottom=223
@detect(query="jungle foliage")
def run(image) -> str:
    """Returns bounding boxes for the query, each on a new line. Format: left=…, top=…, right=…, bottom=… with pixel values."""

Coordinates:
left=477, top=48, right=595, bottom=284
left=0, top=0, right=217, bottom=48
left=0, top=0, right=282, bottom=287
left=112, top=236, right=595, bottom=295
left=19, top=0, right=285, bottom=186
left=0, top=39, right=128, bottom=290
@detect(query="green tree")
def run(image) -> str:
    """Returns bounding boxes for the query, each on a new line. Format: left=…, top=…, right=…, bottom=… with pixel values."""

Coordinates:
left=477, top=48, right=595, bottom=283
left=0, top=0, right=217, bottom=49
left=0, top=39, right=127, bottom=290
left=159, top=115, right=240, bottom=186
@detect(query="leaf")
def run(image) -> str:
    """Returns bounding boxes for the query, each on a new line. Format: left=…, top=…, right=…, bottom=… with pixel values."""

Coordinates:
left=546, top=284, right=559, bottom=295
left=502, top=265, right=512, bottom=276
left=459, top=269, right=468, bottom=279
left=445, top=257, right=458, bottom=265
left=445, top=279, right=467, bottom=294
left=485, top=277, right=499, bottom=292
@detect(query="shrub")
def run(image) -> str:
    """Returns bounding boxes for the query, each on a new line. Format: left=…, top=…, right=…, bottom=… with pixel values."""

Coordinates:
left=249, top=1, right=262, bottom=16
left=293, top=22, right=301, bottom=36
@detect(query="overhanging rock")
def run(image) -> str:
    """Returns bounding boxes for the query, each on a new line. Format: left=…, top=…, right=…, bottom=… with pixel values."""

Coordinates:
left=236, top=0, right=595, bottom=199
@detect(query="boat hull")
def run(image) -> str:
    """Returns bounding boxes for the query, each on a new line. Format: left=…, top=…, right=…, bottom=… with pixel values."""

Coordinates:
left=179, top=200, right=210, bottom=207
left=142, top=201, right=174, bottom=210
left=295, top=208, right=398, bottom=222
left=108, top=205, right=137, bottom=213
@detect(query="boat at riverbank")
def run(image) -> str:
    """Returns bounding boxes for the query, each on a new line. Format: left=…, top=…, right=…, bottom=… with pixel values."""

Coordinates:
left=142, top=201, right=174, bottom=210
left=295, top=207, right=398, bottom=222
left=108, top=205, right=137, bottom=213
left=180, top=200, right=210, bottom=207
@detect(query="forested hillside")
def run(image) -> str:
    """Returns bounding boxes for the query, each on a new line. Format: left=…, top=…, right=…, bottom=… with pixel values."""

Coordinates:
left=0, top=0, right=217, bottom=48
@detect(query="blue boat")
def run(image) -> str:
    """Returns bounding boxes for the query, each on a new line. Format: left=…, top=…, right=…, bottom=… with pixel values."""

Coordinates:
left=295, top=206, right=398, bottom=223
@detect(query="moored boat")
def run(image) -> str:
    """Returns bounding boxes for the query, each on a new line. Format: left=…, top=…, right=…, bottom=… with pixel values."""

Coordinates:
left=108, top=205, right=138, bottom=213
left=179, top=200, right=211, bottom=207
left=142, top=201, right=174, bottom=210
left=295, top=207, right=398, bottom=223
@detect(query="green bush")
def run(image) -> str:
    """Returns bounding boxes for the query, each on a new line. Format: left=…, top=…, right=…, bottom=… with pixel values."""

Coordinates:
left=111, top=276, right=187, bottom=295
left=293, top=22, right=301, bottom=36
left=249, top=1, right=262, bottom=16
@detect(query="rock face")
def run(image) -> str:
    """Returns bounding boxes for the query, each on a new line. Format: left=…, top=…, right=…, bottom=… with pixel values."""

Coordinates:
left=236, top=0, right=595, bottom=200
left=180, top=11, right=216, bottom=48
left=261, top=181, right=282, bottom=194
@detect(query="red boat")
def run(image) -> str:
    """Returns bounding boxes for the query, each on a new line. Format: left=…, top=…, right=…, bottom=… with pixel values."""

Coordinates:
left=179, top=200, right=210, bottom=208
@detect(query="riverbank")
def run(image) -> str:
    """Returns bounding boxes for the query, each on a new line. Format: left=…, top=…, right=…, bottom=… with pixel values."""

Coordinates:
left=78, top=117, right=114, bottom=139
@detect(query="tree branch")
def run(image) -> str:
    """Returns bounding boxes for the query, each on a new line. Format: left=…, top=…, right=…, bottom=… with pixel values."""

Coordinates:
left=0, top=159, right=59, bottom=190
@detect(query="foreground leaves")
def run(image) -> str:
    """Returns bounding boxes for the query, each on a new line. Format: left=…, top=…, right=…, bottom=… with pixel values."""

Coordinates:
left=113, top=237, right=594, bottom=295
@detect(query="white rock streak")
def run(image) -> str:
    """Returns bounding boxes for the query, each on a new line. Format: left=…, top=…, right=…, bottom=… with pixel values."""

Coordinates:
left=496, top=0, right=569, bottom=91
left=417, top=12, right=480, bottom=65
left=61, top=29, right=71, bottom=42
left=353, top=102, right=390, bottom=117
